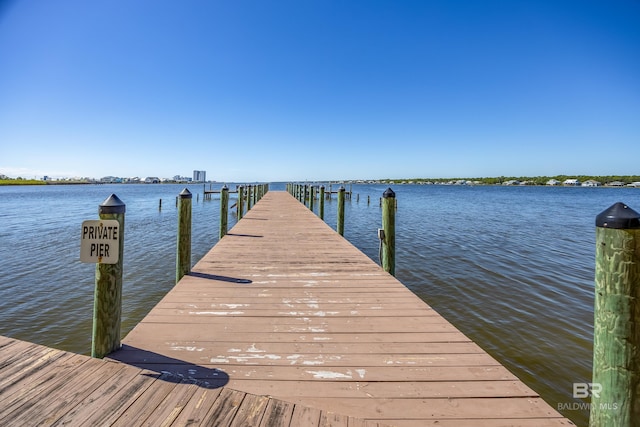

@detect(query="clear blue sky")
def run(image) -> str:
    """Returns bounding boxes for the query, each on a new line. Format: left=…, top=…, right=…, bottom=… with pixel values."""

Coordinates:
left=1, top=0, right=638, bottom=182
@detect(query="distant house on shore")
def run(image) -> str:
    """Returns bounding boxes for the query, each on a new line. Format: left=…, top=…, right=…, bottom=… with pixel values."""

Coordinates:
left=546, top=179, right=561, bottom=186
left=502, top=180, right=520, bottom=186
left=563, top=179, right=581, bottom=186
left=101, top=176, right=122, bottom=183
left=607, top=181, right=625, bottom=187
left=582, top=180, right=601, bottom=187
left=144, top=177, right=160, bottom=184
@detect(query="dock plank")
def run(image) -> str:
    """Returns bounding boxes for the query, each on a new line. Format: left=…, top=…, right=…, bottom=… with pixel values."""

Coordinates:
left=106, top=191, right=572, bottom=426
left=0, top=336, right=383, bottom=426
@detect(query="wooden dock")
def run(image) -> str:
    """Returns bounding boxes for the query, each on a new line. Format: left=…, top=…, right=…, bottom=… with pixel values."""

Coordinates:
left=0, top=191, right=574, bottom=426
left=109, top=191, right=571, bottom=426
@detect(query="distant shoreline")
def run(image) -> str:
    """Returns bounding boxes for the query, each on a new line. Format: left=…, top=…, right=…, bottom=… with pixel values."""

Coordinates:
left=2, top=175, right=640, bottom=188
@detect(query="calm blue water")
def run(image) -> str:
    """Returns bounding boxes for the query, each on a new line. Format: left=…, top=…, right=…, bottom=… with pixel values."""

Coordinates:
left=1, top=182, right=639, bottom=426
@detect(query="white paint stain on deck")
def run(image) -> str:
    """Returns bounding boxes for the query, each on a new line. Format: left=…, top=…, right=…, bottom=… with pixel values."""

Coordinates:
left=307, top=370, right=353, bottom=379
left=188, top=311, right=245, bottom=315
left=170, top=346, right=204, bottom=352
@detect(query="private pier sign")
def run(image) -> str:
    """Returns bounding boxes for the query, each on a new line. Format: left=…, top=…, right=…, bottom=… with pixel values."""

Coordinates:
left=80, top=220, right=120, bottom=264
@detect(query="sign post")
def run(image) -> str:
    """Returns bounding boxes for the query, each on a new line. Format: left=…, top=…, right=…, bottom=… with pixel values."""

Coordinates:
left=83, top=194, right=125, bottom=358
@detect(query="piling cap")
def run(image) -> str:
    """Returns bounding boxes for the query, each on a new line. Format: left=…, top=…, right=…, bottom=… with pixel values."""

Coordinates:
left=339, top=186, right=345, bottom=191
left=99, top=194, right=125, bottom=214
left=383, top=187, right=396, bottom=198
left=222, top=184, right=228, bottom=190
left=178, top=188, right=192, bottom=199
left=596, top=202, right=640, bottom=229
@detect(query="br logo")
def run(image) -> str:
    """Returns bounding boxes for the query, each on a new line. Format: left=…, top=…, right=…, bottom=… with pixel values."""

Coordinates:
left=573, top=383, right=602, bottom=399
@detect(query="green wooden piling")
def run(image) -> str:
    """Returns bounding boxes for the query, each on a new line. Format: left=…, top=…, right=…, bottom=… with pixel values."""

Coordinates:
left=253, top=184, right=257, bottom=206
left=176, top=189, right=192, bottom=284
left=319, top=185, right=325, bottom=220
left=92, top=194, right=125, bottom=358
left=590, top=202, right=640, bottom=426
left=309, top=186, right=314, bottom=212
left=220, top=185, right=229, bottom=239
left=247, top=185, right=253, bottom=211
left=238, top=186, right=244, bottom=220
left=159, top=199, right=162, bottom=211
left=337, top=186, right=345, bottom=236
left=303, top=185, right=308, bottom=207
left=382, top=188, right=396, bottom=276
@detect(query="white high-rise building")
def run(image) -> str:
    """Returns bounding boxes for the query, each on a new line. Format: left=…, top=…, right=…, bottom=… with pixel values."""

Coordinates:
left=193, top=170, right=206, bottom=182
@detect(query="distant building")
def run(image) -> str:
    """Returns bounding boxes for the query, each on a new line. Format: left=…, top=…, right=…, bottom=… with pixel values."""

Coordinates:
left=193, top=170, right=206, bottom=182
left=563, top=179, right=581, bottom=186
left=582, top=180, right=601, bottom=187
left=145, top=177, right=160, bottom=184
left=101, top=176, right=122, bottom=183
left=546, top=179, right=561, bottom=186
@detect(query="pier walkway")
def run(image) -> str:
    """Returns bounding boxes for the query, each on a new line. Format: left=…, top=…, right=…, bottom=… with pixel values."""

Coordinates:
left=108, top=191, right=570, bottom=426
left=0, top=191, right=573, bottom=426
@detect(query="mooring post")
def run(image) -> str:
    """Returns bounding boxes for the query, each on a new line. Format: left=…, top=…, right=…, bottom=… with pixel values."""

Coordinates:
left=253, top=184, right=258, bottom=206
left=303, top=184, right=308, bottom=207
left=337, top=186, right=345, bottom=236
left=158, top=198, right=162, bottom=211
left=220, top=185, right=229, bottom=239
left=309, top=185, right=315, bottom=212
left=382, top=188, right=396, bottom=276
left=92, top=194, right=125, bottom=359
left=238, top=185, right=244, bottom=220
left=590, top=202, right=640, bottom=426
left=247, top=185, right=253, bottom=211
left=176, top=188, right=192, bottom=284
left=319, top=185, right=325, bottom=220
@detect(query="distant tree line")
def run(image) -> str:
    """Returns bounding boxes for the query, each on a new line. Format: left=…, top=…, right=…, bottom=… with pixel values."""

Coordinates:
left=386, top=175, right=640, bottom=186
left=0, top=175, right=45, bottom=185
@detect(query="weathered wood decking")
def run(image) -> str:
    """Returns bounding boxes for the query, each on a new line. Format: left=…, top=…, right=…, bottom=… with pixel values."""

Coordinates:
left=104, top=191, right=571, bottom=426
left=0, top=335, right=383, bottom=426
